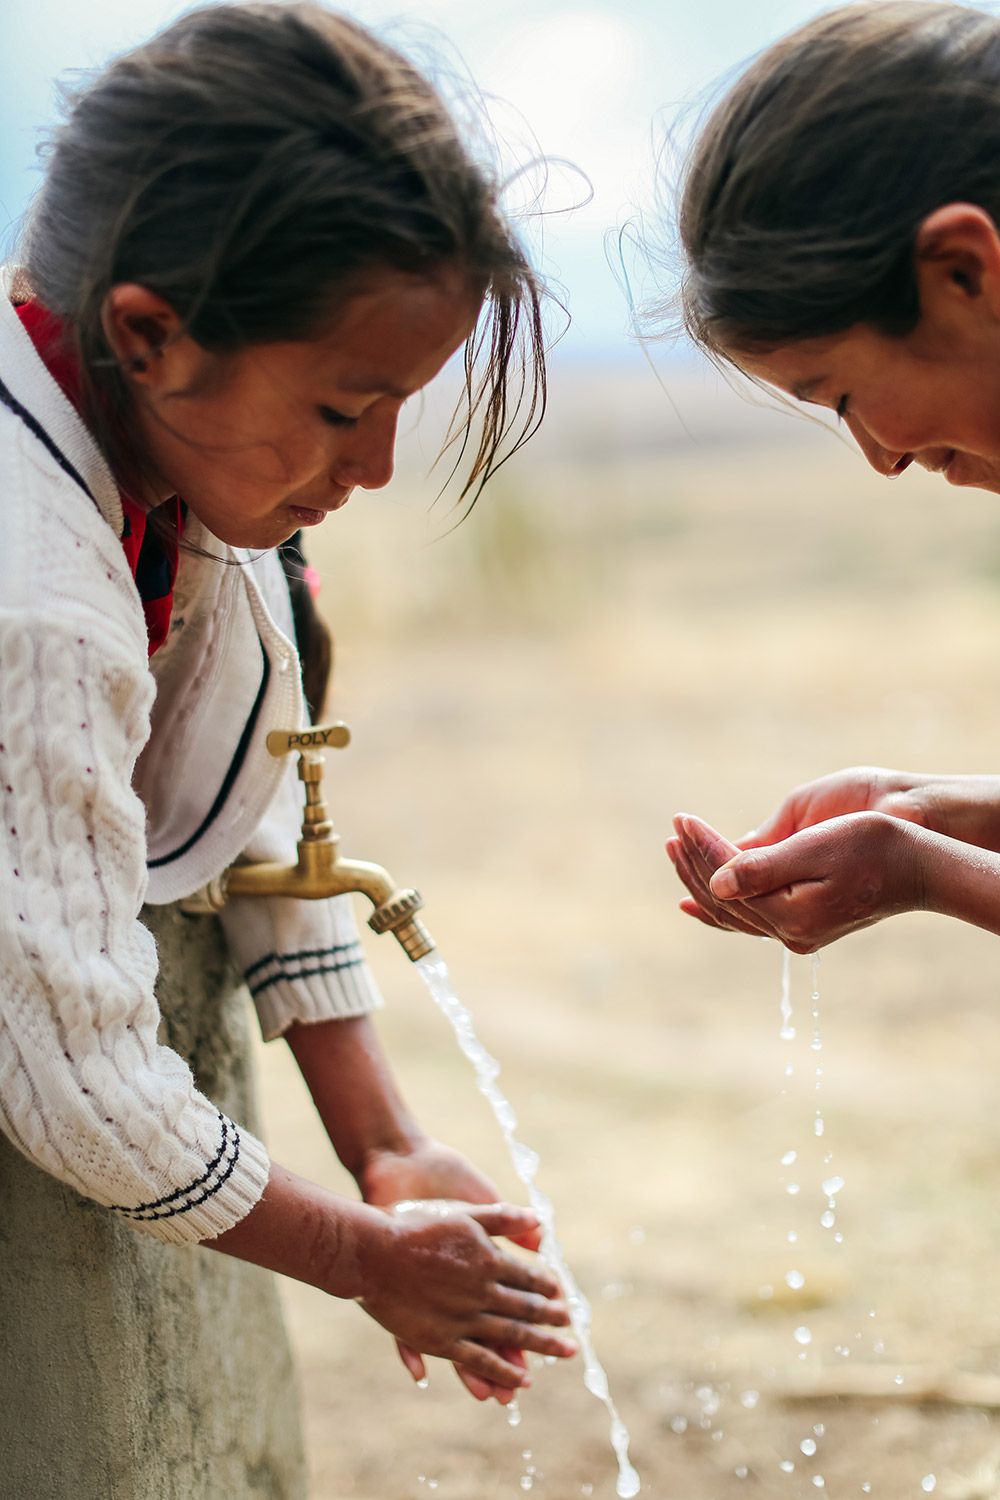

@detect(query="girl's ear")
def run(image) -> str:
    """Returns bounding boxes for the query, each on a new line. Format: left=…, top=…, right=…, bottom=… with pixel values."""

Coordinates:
left=913, top=203, right=1000, bottom=323
left=100, top=284, right=191, bottom=388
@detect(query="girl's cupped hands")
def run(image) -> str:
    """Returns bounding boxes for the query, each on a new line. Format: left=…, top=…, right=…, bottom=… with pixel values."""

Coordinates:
left=667, top=808, right=925, bottom=953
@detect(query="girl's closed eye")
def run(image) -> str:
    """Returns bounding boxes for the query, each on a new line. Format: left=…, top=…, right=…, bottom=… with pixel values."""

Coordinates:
left=318, top=404, right=357, bottom=428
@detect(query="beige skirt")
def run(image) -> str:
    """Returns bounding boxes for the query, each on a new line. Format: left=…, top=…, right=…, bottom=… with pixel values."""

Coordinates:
left=0, top=904, right=307, bottom=1500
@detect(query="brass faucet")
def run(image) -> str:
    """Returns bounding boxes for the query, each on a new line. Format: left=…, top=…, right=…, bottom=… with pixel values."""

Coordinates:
left=180, top=723, right=435, bottom=962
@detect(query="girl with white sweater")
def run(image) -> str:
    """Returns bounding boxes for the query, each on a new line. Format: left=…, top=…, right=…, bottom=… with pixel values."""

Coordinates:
left=0, top=6, right=573, bottom=1494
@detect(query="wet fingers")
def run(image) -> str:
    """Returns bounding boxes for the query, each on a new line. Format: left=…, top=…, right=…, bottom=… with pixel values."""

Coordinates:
left=450, top=1339, right=533, bottom=1389
left=490, top=1285, right=571, bottom=1326
left=475, top=1315, right=577, bottom=1359
left=496, top=1255, right=563, bottom=1303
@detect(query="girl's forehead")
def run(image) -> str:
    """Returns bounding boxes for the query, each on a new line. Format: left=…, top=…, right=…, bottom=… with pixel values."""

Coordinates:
left=249, top=268, right=481, bottom=397
left=732, top=327, right=879, bottom=398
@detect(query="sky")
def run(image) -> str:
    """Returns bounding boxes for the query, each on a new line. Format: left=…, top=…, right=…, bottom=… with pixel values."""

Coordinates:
left=0, top=0, right=973, bottom=363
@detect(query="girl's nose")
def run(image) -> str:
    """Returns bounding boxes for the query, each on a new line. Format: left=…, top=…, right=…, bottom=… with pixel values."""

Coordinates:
left=845, top=414, right=909, bottom=478
left=333, top=406, right=399, bottom=491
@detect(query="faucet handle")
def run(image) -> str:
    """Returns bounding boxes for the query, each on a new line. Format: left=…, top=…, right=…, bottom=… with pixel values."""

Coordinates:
left=265, top=723, right=351, bottom=758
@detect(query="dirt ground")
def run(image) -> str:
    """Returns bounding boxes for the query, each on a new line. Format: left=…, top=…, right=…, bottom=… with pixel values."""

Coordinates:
left=252, top=372, right=1000, bottom=1500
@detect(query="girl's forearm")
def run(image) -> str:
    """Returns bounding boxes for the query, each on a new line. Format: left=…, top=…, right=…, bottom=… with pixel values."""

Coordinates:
left=205, top=1161, right=378, bottom=1299
left=913, top=823, right=1000, bottom=934
left=906, top=773, right=1000, bottom=852
left=285, top=1015, right=426, bottom=1179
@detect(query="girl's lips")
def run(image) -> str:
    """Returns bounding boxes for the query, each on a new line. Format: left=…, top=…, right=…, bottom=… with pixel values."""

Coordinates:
left=887, top=453, right=914, bottom=479
left=288, top=494, right=351, bottom=526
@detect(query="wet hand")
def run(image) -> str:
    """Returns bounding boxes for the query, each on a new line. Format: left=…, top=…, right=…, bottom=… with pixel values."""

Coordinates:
left=359, top=1140, right=545, bottom=1404
left=356, top=1200, right=576, bottom=1393
left=668, top=809, right=925, bottom=952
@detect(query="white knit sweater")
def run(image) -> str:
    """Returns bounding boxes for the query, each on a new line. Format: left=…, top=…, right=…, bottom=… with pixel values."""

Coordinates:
left=0, top=270, right=383, bottom=1245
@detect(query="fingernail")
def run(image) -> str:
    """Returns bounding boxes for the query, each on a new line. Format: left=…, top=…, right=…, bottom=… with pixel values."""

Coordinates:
left=710, top=868, right=739, bottom=899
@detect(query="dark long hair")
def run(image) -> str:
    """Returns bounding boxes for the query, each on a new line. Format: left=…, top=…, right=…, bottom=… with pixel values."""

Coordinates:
left=676, top=0, right=1000, bottom=356
left=21, top=1, right=545, bottom=503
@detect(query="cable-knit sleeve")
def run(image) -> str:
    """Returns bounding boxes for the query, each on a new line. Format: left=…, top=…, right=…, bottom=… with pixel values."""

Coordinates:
left=0, top=609, right=270, bottom=1245
left=218, top=758, right=384, bottom=1041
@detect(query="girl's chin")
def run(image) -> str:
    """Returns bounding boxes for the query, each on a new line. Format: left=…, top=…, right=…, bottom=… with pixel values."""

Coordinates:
left=944, top=454, right=1000, bottom=493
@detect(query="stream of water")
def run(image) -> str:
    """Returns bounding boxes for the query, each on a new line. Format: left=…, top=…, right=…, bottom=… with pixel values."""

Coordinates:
left=415, top=952, right=641, bottom=1499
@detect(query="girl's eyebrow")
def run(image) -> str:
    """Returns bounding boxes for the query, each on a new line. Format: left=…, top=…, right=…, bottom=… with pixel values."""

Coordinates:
left=791, top=376, right=827, bottom=401
left=338, top=372, right=411, bottom=399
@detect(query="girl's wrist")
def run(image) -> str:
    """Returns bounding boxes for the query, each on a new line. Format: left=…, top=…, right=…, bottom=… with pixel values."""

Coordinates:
left=318, top=1197, right=398, bottom=1302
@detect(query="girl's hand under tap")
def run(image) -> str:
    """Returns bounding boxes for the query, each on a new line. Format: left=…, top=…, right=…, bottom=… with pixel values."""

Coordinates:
left=355, top=1198, right=576, bottom=1392
left=359, top=1138, right=546, bottom=1404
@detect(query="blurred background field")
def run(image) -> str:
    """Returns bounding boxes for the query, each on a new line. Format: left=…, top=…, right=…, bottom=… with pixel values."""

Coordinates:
left=252, top=356, right=1000, bottom=1500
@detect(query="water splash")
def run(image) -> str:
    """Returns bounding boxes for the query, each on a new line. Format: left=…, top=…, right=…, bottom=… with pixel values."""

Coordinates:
left=416, top=953, right=641, bottom=1500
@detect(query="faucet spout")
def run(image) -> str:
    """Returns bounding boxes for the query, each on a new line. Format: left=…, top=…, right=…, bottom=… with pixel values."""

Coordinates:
left=179, top=723, right=436, bottom=963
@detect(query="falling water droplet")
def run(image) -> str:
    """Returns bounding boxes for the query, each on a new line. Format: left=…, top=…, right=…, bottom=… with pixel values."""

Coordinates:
left=780, top=1460, right=795, bottom=1473
left=520, top=1478, right=533, bottom=1492
left=814, top=1117, right=825, bottom=1136
left=416, top=1377, right=429, bottom=1390
left=820, top=1211, right=835, bottom=1229
left=794, top=1327, right=812, bottom=1345
left=781, top=1150, right=797, bottom=1166
left=507, top=1400, right=522, bottom=1428
left=787, top=1183, right=801, bottom=1196
left=922, top=1476, right=937, bottom=1493
left=780, top=950, right=794, bottom=1039
left=735, top=1466, right=748, bottom=1479
left=812, top=1478, right=825, bottom=1490
left=670, top=1416, right=687, bottom=1434
left=740, top=1390, right=760, bottom=1409
left=821, top=1176, right=845, bottom=1201
left=813, top=1424, right=825, bottom=1436
left=788, top=1230, right=799, bottom=1243
left=785, top=1270, right=805, bottom=1290
left=800, top=1439, right=817, bottom=1456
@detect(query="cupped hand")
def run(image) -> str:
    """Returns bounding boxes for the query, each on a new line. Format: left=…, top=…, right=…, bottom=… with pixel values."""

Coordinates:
left=358, top=1139, right=544, bottom=1403
left=357, top=1199, right=576, bottom=1396
left=668, top=809, right=925, bottom=952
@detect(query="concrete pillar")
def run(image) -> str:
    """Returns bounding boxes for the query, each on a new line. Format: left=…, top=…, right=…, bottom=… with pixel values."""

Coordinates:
left=0, top=905, right=307, bottom=1500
